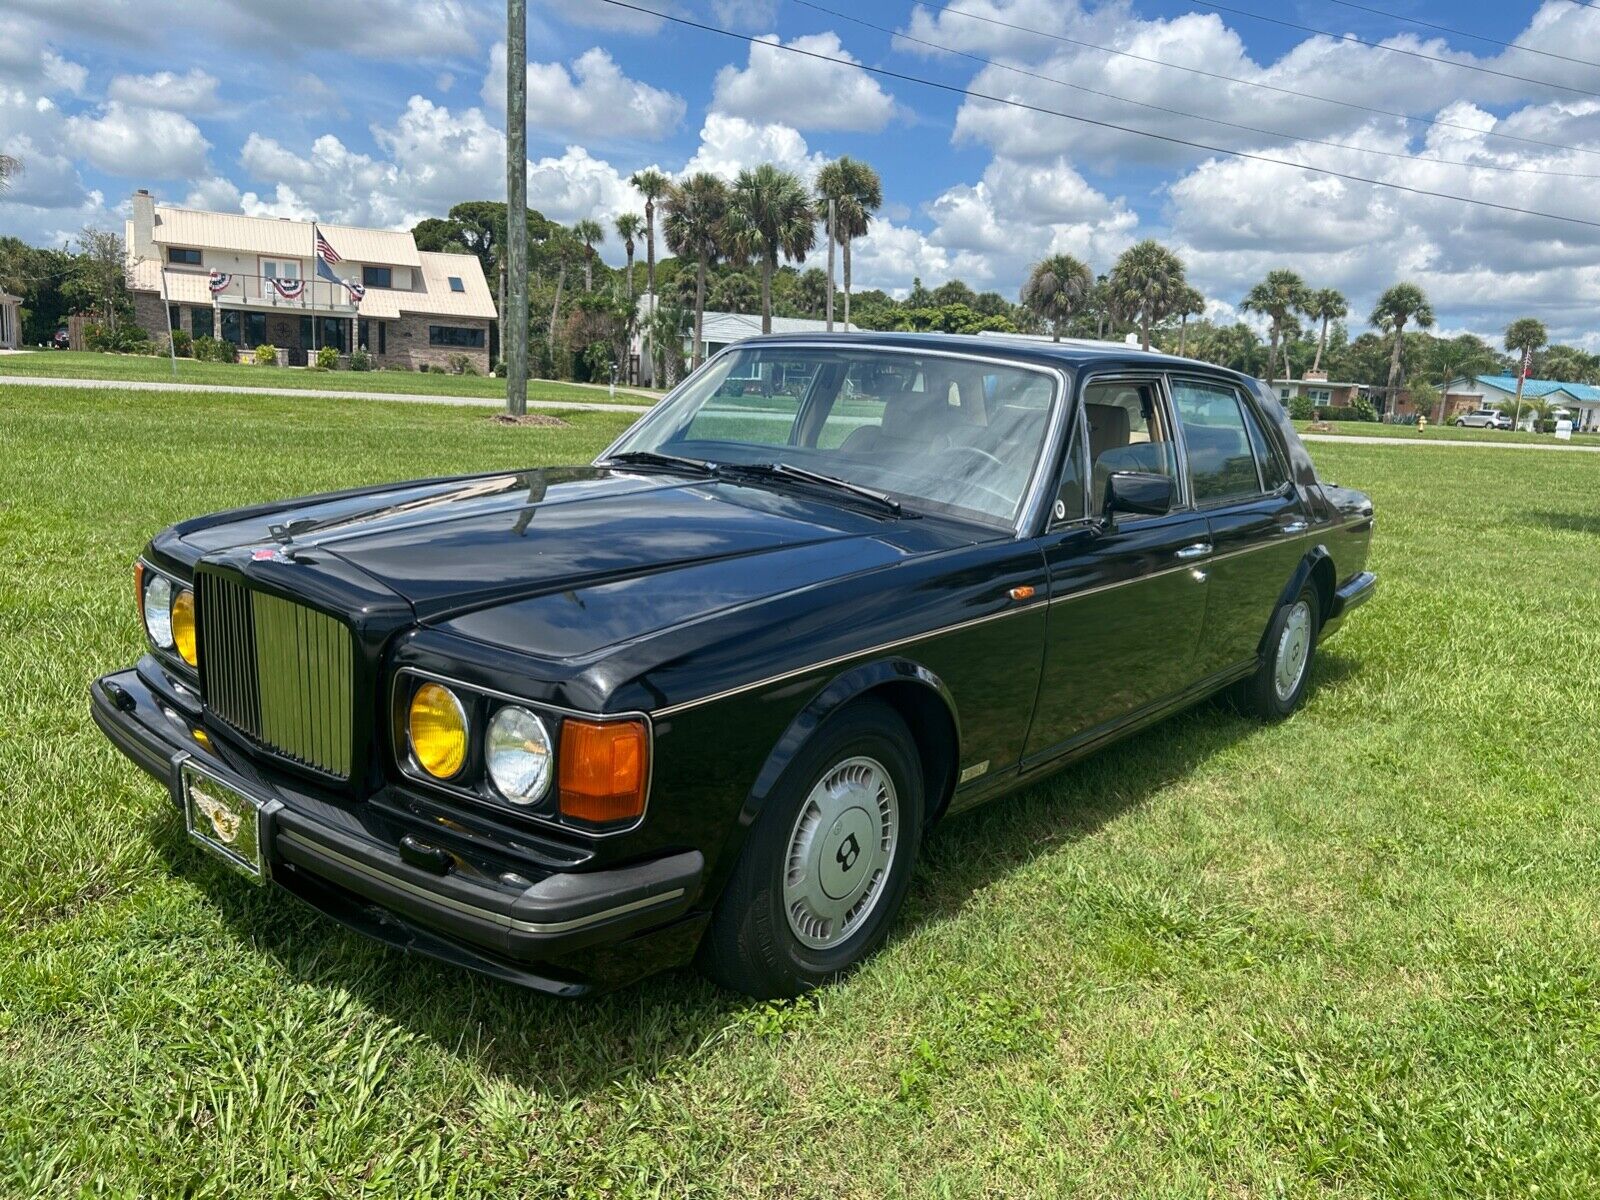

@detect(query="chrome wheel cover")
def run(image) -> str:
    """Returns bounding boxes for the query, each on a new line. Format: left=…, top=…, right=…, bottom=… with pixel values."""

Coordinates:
left=783, top=755, right=900, bottom=951
left=1274, top=599, right=1313, bottom=702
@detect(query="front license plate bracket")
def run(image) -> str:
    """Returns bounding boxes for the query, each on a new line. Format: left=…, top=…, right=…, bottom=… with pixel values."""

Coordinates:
left=178, top=757, right=281, bottom=884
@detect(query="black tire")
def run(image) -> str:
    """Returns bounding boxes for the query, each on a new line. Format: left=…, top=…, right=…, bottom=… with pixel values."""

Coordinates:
left=1240, top=584, right=1321, bottom=721
left=697, top=698, right=925, bottom=999
left=1454, top=419, right=1465, bottom=427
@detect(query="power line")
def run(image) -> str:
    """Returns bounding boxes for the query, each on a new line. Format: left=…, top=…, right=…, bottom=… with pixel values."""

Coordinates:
left=929, top=4, right=1600, bottom=161
left=1190, top=1, right=1600, bottom=98
left=595, top=0, right=1600, bottom=232
left=1320, top=0, right=1600, bottom=70
left=794, top=0, right=1600, bottom=181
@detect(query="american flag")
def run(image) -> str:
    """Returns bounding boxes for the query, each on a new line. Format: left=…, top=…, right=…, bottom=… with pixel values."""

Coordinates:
left=315, top=228, right=342, bottom=264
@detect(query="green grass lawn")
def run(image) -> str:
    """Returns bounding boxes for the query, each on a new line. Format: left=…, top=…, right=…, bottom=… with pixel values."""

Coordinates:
left=4, top=383, right=1600, bottom=1196
left=0, top=349, right=658, bottom=404
left=1294, top=418, right=1600, bottom=446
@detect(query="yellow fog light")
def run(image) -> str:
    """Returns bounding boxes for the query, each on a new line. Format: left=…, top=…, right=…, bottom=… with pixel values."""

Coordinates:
left=172, top=588, right=197, bottom=667
left=408, top=683, right=468, bottom=779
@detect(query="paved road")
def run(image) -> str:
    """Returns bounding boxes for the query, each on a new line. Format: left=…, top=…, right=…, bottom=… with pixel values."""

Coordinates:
left=0, top=375, right=655, bottom=415
left=1301, top=432, right=1600, bottom=453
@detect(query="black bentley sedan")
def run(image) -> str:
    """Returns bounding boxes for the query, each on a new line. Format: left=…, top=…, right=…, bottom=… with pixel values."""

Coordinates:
left=92, top=334, right=1375, bottom=999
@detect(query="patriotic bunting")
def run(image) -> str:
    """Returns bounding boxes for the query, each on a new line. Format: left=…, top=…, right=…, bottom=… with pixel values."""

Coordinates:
left=207, top=270, right=232, bottom=294
left=343, top=278, right=366, bottom=303
left=269, top=277, right=306, bottom=300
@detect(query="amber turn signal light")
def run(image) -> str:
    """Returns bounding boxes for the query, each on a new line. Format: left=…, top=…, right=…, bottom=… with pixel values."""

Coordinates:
left=134, top=560, right=146, bottom=622
left=558, top=718, right=648, bottom=824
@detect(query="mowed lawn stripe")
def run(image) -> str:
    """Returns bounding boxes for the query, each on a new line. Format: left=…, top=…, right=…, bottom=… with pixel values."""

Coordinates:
left=2, top=384, right=1598, bottom=1197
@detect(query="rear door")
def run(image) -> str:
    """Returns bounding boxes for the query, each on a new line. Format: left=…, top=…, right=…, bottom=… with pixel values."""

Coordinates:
left=1023, top=375, right=1212, bottom=763
left=1169, top=375, right=1309, bottom=677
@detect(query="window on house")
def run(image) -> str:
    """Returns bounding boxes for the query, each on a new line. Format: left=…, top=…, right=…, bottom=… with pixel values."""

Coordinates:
left=192, top=308, right=213, bottom=340
left=363, top=266, right=392, bottom=288
left=261, top=259, right=300, bottom=280
left=448, top=276, right=465, bottom=293
left=168, top=306, right=182, bottom=333
left=1310, top=388, right=1331, bottom=403
left=429, top=325, right=485, bottom=348
left=167, top=247, right=202, bottom=266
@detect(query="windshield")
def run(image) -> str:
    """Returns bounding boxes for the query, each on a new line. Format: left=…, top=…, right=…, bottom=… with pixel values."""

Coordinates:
left=604, top=346, right=1059, bottom=526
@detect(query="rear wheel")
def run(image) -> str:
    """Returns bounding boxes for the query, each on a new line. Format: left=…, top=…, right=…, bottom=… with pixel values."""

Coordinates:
left=698, top=699, right=924, bottom=998
left=1240, top=584, right=1320, bottom=720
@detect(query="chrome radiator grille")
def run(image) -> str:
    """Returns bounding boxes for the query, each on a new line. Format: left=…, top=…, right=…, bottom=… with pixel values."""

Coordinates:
left=196, top=571, right=355, bottom=779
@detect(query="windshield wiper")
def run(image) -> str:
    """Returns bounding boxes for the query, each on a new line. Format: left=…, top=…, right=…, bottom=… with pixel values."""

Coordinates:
left=601, top=450, right=719, bottom=476
left=725, top=461, right=903, bottom=516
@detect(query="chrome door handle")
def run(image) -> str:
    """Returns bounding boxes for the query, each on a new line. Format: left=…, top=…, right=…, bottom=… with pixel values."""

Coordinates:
left=1175, top=542, right=1213, bottom=560
left=1281, top=520, right=1309, bottom=534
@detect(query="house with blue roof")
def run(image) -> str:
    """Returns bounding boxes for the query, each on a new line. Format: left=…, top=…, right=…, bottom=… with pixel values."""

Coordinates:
left=1443, top=374, right=1600, bottom=431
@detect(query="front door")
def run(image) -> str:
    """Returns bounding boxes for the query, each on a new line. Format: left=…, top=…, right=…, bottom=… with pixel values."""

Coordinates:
left=1023, top=376, right=1211, bottom=764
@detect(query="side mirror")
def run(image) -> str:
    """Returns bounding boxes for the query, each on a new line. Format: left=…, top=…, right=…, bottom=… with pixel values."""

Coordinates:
left=1102, top=471, right=1173, bottom=521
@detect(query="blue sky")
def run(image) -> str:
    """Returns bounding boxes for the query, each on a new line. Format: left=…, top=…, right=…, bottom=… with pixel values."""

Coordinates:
left=3, top=0, right=1598, bottom=347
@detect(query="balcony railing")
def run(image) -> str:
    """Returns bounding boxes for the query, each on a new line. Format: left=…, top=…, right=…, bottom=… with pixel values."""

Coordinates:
left=194, top=271, right=359, bottom=312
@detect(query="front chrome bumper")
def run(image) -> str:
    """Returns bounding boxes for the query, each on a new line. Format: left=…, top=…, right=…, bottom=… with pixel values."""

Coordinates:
left=91, top=664, right=705, bottom=994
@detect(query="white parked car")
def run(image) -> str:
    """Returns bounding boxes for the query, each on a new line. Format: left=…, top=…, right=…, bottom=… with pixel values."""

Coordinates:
left=1454, top=408, right=1512, bottom=429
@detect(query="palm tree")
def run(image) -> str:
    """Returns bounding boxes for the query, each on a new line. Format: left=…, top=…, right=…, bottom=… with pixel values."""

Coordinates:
left=613, top=213, right=643, bottom=304
left=727, top=164, right=816, bottom=334
left=543, top=230, right=577, bottom=347
left=1369, top=282, right=1435, bottom=417
left=662, top=172, right=732, bottom=370
left=1107, top=240, right=1188, bottom=351
left=0, top=154, right=19, bottom=194
left=1305, top=287, right=1347, bottom=374
left=1503, top=316, right=1548, bottom=432
left=628, top=168, right=671, bottom=301
left=571, top=219, right=603, bottom=292
left=1241, top=270, right=1310, bottom=389
left=812, top=157, right=882, bottom=330
left=1019, top=254, right=1093, bottom=341
left=1176, top=284, right=1206, bottom=357
left=1430, top=334, right=1495, bottom=424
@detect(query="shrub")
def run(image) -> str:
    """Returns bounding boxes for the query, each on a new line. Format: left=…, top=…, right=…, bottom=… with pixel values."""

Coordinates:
left=349, top=349, right=373, bottom=372
left=1321, top=399, right=1377, bottom=422
left=254, top=344, right=277, bottom=366
left=493, top=359, right=507, bottom=378
left=448, top=353, right=475, bottom=375
left=1288, top=394, right=1315, bottom=421
left=382, top=363, right=410, bottom=372
left=169, top=329, right=193, bottom=358
left=316, top=345, right=338, bottom=370
left=192, top=336, right=232, bottom=363
left=84, top=321, right=153, bottom=354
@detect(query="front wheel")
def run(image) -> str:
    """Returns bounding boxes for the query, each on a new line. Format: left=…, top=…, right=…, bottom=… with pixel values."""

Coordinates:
left=1240, top=585, right=1320, bottom=720
left=697, top=699, right=924, bottom=998
left=1454, top=419, right=1466, bottom=426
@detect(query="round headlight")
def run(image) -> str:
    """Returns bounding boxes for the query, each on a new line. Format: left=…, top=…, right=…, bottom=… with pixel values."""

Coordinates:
left=408, top=683, right=468, bottom=779
left=144, top=574, right=175, bottom=648
left=485, top=706, right=553, bottom=805
left=171, top=588, right=197, bottom=666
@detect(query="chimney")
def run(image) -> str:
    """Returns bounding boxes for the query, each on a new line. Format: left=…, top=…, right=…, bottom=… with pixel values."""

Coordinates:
left=130, top=189, right=157, bottom=263
left=1304, top=368, right=1328, bottom=382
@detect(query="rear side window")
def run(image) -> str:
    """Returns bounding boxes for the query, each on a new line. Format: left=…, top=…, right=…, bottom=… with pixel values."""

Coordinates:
left=1171, top=379, right=1264, bottom=504
left=1241, top=395, right=1289, bottom=491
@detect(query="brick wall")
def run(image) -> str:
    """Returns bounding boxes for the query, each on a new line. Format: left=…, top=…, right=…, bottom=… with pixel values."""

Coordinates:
left=372, top=312, right=492, bottom=374
left=130, top=289, right=169, bottom=343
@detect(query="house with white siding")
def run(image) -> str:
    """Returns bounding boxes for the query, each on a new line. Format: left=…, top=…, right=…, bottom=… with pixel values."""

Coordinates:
left=124, top=189, right=496, bottom=372
left=1443, top=374, right=1600, bottom=431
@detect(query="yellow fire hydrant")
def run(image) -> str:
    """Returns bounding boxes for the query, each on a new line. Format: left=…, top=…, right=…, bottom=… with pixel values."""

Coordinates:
left=1418, top=415, right=1428, bottom=432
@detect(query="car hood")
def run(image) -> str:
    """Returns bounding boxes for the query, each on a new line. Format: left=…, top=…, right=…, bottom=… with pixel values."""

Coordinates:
left=175, top=466, right=912, bottom=625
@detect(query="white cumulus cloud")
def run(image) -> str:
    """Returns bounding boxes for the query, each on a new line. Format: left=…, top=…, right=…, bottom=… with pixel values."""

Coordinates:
left=484, top=43, right=686, bottom=141
left=711, top=32, right=896, bottom=133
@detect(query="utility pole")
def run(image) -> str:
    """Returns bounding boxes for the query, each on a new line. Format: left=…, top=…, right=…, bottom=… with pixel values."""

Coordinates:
left=505, top=0, right=529, bottom=416
left=825, top=198, right=835, bottom=332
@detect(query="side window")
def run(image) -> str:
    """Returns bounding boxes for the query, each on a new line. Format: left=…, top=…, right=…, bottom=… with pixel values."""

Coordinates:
left=1083, top=380, right=1179, bottom=515
left=682, top=355, right=819, bottom=446
left=1171, top=379, right=1264, bottom=504
left=1240, top=395, right=1289, bottom=491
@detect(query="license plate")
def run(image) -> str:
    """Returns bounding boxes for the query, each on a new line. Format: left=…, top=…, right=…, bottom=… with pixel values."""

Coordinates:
left=179, top=760, right=271, bottom=883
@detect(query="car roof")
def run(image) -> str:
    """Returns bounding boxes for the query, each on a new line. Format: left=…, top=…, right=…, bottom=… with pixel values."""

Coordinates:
left=732, top=330, right=1255, bottom=386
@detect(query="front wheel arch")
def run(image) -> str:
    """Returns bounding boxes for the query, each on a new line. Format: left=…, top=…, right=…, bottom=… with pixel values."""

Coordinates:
left=736, top=659, right=959, bottom=849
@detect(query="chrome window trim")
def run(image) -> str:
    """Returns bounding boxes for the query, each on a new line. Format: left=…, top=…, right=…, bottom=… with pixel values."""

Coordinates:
left=596, top=340, right=1071, bottom=539
left=388, top=666, right=654, bottom=840
left=137, top=557, right=199, bottom=684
